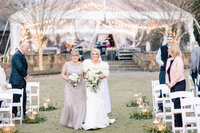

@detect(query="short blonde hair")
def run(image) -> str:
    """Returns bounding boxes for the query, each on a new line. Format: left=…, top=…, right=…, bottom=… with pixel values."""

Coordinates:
left=71, top=49, right=80, bottom=56
left=192, top=41, right=198, bottom=47
left=91, top=48, right=100, bottom=57
left=169, top=44, right=180, bottom=57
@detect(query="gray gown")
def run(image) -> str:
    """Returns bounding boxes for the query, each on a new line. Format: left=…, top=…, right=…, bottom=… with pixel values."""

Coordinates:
left=60, top=62, right=85, bottom=130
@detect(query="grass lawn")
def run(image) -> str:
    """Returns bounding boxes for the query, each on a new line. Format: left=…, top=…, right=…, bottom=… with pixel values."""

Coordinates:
left=16, top=71, right=190, bottom=133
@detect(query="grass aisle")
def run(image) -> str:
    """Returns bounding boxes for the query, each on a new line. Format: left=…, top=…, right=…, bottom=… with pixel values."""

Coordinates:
left=16, top=71, right=189, bottom=133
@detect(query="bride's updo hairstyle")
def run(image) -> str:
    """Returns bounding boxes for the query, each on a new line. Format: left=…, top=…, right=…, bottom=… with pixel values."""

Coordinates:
left=91, top=48, right=100, bottom=58
left=71, top=49, right=80, bottom=56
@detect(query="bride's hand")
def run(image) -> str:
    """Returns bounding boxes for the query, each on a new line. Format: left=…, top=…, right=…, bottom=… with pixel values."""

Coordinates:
left=83, top=72, right=86, bottom=79
left=102, top=76, right=106, bottom=79
left=65, top=76, right=69, bottom=82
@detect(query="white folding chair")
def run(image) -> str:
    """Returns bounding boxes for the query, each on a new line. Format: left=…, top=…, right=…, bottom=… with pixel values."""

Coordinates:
left=194, top=104, right=200, bottom=133
left=153, top=84, right=166, bottom=117
left=152, top=80, right=160, bottom=89
left=4, top=89, right=24, bottom=125
left=26, top=82, right=40, bottom=112
left=170, top=91, right=194, bottom=133
left=181, top=97, right=200, bottom=133
left=161, top=85, right=172, bottom=123
left=152, top=80, right=160, bottom=115
left=0, top=93, right=13, bottom=128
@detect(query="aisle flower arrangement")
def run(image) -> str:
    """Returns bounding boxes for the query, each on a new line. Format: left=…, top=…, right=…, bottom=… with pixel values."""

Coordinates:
left=126, top=95, right=150, bottom=107
left=129, top=108, right=153, bottom=119
left=39, top=98, right=57, bottom=111
left=144, top=118, right=172, bottom=133
left=23, top=109, right=47, bottom=124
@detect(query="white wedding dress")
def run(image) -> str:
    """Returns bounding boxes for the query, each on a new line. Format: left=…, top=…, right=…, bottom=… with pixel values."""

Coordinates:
left=103, top=78, right=111, bottom=114
left=82, top=60, right=115, bottom=130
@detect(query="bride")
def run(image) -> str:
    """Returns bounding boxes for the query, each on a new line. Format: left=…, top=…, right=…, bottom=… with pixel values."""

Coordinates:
left=82, top=48, right=115, bottom=130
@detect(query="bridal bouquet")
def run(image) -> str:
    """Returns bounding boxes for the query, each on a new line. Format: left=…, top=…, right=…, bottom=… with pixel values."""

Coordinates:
left=68, top=73, right=81, bottom=87
left=85, top=69, right=103, bottom=93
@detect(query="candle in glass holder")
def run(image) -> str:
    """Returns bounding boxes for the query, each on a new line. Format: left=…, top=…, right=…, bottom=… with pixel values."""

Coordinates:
left=142, top=108, right=148, bottom=113
left=27, top=108, right=32, bottom=113
left=2, top=126, right=13, bottom=133
left=138, top=104, right=144, bottom=108
left=33, top=110, right=38, bottom=115
left=28, top=114, right=35, bottom=120
left=157, top=123, right=166, bottom=131
left=43, top=102, right=49, bottom=109
left=138, top=101, right=144, bottom=108
left=10, top=123, right=16, bottom=133
left=134, top=93, right=139, bottom=97
left=2, top=126, right=9, bottom=133
left=46, top=98, right=50, bottom=103
left=153, top=117, right=160, bottom=125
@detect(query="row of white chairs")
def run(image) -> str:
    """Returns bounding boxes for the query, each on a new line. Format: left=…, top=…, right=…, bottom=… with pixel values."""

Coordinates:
left=152, top=79, right=200, bottom=133
left=0, top=93, right=13, bottom=128
left=152, top=82, right=172, bottom=123
left=3, top=89, right=24, bottom=125
left=0, top=82, right=40, bottom=127
left=152, top=74, right=199, bottom=118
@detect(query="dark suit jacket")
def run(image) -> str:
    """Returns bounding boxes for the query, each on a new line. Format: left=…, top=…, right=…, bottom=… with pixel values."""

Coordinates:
left=9, top=50, right=28, bottom=86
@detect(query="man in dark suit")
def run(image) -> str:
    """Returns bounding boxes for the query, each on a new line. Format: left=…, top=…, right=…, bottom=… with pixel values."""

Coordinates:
left=155, top=33, right=174, bottom=112
left=9, top=41, right=29, bottom=116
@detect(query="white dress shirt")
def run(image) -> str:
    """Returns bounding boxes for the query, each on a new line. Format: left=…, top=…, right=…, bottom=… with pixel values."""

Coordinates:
left=156, top=48, right=164, bottom=66
left=156, top=44, right=182, bottom=67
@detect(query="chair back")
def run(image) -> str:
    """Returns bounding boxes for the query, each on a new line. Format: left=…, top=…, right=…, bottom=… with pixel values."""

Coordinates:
left=170, top=91, right=194, bottom=100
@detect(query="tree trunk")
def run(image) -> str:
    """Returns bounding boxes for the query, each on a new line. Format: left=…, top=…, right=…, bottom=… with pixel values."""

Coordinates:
left=39, top=45, right=43, bottom=71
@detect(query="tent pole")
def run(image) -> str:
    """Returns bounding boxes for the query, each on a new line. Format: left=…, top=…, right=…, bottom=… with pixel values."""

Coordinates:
left=103, top=0, right=106, bottom=13
left=194, top=17, right=200, bottom=36
left=3, top=33, right=11, bottom=64
left=0, top=20, right=9, bottom=46
left=103, top=0, right=106, bottom=22
left=89, top=22, right=99, bottom=49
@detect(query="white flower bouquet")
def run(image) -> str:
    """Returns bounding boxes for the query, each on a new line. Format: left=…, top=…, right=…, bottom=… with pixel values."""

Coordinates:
left=68, top=73, right=81, bottom=87
left=85, top=69, right=103, bottom=93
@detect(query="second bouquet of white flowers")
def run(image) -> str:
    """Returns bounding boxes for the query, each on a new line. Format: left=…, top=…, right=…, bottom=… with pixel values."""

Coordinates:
left=85, top=69, right=103, bottom=93
left=68, top=73, right=81, bottom=87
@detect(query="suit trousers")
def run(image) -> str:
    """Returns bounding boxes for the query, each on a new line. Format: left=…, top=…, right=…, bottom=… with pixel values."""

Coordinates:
left=12, top=80, right=27, bottom=116
left=191, top=70, right=197, bottom=86
left=171, top=80, right=186, bottom=127
left=158, top=71, right=166, bottom=111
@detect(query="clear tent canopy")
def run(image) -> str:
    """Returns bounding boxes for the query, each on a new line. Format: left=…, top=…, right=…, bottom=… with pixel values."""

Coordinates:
left=9, top=0, right=195, bottom=54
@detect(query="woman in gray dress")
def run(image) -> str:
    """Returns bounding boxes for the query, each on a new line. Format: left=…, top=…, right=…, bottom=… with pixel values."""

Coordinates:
left=60, top=49, right=85, bottom=130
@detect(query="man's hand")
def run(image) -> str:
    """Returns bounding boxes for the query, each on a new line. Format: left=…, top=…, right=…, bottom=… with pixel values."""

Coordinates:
left=4, top=84, right=7, bottom=89
left=24, top=75, right=29, bottom=80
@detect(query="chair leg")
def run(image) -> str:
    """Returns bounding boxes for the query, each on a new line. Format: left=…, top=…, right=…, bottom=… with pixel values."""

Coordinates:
left=38, top=95, right=40, bottom=112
